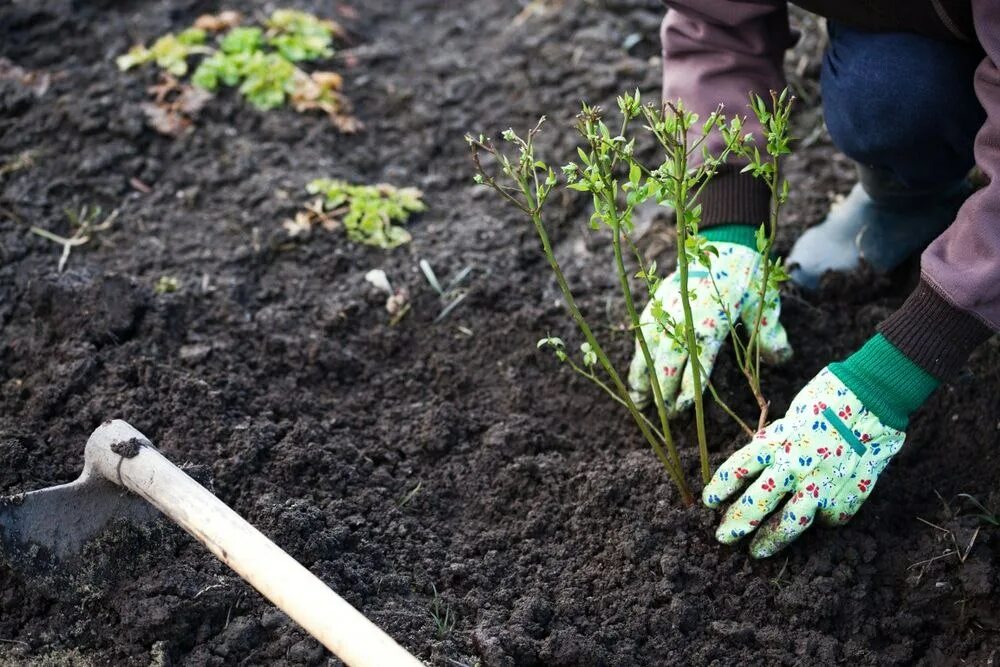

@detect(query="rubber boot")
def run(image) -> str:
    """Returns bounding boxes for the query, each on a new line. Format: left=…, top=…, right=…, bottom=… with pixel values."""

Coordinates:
left=786, top=166, right=973, bottom=290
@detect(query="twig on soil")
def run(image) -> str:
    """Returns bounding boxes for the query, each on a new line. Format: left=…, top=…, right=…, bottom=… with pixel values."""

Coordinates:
left=908, top=517, right=981, bottom=582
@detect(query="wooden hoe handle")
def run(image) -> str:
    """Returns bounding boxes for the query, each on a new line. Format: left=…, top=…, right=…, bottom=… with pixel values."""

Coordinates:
left=86, top=420, right=423, bottom=667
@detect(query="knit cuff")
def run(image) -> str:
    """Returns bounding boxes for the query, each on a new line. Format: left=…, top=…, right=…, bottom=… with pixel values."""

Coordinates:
left=700, top=165, right=772, bottom=230
left=877, top=278, right=993, bottom=381
left=828, top=334, right=939, bottom=431
left=701, top=224, right=758, bottom=249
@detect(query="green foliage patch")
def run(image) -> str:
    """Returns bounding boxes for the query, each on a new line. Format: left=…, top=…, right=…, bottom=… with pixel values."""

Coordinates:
left=285, top=179, right=426, bottom=249
left=118, top=10, right=356, bottom=128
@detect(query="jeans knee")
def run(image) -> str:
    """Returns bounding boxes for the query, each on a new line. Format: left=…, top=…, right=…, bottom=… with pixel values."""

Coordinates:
left=820, top=23, right=983, bottom=181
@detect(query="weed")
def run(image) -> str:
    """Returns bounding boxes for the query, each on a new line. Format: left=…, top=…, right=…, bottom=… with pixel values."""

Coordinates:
left=155, top=276, right=180, bottom=294
left=769, top=557, right=790, bottom=589
left=0, top=150, right=36, bottom=180
left=295, top=178, right=426, bottom=248
left=420, top=259, right=475, bottom=322
left=396, top=481, right=422, bottom=509
left=430, top=584, right=456, bottom=639
left=956, top=493, right=1000, bottom=527
left=118, top=9, right=357, bottom=130
left=468, top=90, right=793, bottom=498
left=30, top=205, right=118, bottom=272
left=117, top=29, right=212, bottom=76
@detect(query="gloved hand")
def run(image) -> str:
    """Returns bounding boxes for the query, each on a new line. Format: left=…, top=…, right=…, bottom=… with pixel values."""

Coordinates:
left=628, top=228, right=792, bottom=414
left=704, top=327, right=946, bottom=558
left=703, top=366, right=908, bottom=558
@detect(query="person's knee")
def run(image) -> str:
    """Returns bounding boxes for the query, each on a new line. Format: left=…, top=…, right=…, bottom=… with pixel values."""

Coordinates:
left=823, top=55, right=935, bottom=163
left=821, top=26, right=982, bottom=171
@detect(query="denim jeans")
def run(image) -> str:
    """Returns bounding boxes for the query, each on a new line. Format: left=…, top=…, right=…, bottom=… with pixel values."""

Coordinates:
left=821, top=22, right=986, bottom=190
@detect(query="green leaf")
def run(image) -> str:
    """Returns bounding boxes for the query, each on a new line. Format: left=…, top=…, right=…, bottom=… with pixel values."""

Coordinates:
left=266, top=9, right=337, bottom=61
left=221, top=26, right=263, bottom=54
left=755, top=224, right=768, bottom=253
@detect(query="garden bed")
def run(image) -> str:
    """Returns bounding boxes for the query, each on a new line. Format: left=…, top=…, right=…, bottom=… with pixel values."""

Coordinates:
left=1, top=0, right=998, bottom=664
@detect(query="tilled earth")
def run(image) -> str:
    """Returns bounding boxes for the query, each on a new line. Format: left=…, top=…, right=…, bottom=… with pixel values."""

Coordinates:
left=1, top=1, right=999, bottom=665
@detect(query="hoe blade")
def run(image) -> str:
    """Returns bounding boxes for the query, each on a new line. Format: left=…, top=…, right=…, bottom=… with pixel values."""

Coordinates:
left=0, top=476, right=160, bottom=569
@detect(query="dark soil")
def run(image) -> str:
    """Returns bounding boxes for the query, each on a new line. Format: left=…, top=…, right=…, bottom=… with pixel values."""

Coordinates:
left=2, top=1, right=999, bottom=665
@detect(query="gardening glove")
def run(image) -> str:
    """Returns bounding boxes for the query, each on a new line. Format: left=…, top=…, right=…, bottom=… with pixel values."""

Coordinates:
left=628, top=225, right=792, bottom=415
left=704, top=334, right=940, bottom=558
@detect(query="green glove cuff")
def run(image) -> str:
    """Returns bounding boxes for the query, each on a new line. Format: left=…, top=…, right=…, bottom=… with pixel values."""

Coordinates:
left=701, top=224, right=759, bottom=250
left=828, top=334, right=939, bottom=431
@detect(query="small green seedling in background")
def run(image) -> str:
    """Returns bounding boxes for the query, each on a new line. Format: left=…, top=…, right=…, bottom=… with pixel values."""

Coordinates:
left=429, top=584, right=456, bottom=640
left=0, top=150, right=37, bottom=180
left=396, top=481, right=422, bottom=509
left=155, top=276, right=180, bottom=294
left=30, top=205, right=118, bottom=273
left=957, top=493, right=1000, bottom=527
left=419, top=259, right=475, bottom=322
left=291, top=178, right=426, bottom=248
left=118, top=9, right=358, bottom=130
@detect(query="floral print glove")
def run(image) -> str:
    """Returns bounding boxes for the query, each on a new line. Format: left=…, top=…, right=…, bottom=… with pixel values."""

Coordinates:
left=703, top=367, right=907, bottom=558
left=628, top=238, right=792, bottom=415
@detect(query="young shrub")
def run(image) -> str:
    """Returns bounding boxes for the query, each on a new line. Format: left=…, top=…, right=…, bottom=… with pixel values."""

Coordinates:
left=467, top=90, right=793, bottom=498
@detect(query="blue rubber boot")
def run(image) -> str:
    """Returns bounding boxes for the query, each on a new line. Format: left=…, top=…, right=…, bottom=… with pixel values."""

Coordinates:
left=787, top=167, right=973, bottom=290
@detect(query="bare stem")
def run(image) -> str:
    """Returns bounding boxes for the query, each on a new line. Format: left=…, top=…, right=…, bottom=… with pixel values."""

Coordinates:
left=671, top=121, right=711, bottom=484
left=527, top=209, right=692, bottom=503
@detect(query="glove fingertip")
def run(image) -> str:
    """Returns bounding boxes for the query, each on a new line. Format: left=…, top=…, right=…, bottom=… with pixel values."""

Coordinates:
left=701, top=487, right=723, bottom=509
left=762, top=345, right=794, bottom=366
left=629, top=389, right=650, bottom=410
left=749, top=540, right=778, bottom=560
left=715, top=525, right=745, bottom=545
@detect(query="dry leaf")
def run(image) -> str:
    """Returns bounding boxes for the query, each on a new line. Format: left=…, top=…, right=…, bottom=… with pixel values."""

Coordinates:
left=194, top=10, right=242, bottom=32
left=311, top=71, right=342, bottom=91
left=142, top=74, right=213, bottom=137
left=141, top=102, right=191, bottom=137
left=282, top=211, right=314, bottom=237
left=289, top=70, right=361, bottom=132
left=283, top=198, right=340, bottom=236
left=0, top=57, right=50, bottom=97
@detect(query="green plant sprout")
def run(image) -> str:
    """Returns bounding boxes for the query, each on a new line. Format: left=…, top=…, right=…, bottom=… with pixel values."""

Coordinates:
left=299, top=178, right=426, bottom=248
left=29, top=205, right=118, bottom=273
left=118, top=9, right=357, bottom=129
left=155, top=276, right=180, bottom=294
left=429, top=584, right=456, bottom=639
left=468, top=90, right=793, bottom=498
left=956, top=493, right=1000, bottom=526
left=419, top=259, right=475, bottom=322
left=117, top=29, right=211, bottom=76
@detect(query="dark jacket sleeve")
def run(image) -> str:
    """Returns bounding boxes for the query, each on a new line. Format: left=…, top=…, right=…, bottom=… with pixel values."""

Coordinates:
left=661, top=0, right=794, bottom=228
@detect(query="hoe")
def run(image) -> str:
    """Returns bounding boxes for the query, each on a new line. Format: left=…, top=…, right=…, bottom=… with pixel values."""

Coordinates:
left=0, top=419, right=422, bottom=667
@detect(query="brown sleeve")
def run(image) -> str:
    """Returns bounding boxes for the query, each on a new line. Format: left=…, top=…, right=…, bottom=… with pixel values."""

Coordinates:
left=916, top=0, right=1000, bottom=336
left=661, top=0, right=794, bottom=228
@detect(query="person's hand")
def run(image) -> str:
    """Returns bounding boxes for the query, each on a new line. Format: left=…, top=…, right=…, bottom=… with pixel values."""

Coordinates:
left=703, top=367, right=906, bottom=558
left=628, top=240, right=792, bottom=414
